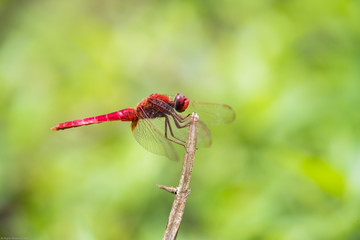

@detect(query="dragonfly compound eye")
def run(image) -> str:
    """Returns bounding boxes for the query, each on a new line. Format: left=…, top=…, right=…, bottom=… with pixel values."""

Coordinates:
left=174, top=93, right=189, bottom=112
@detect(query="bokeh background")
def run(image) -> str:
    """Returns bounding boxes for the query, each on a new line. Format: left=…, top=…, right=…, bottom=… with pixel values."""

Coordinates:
left=1, top=0, right=360, bottom=239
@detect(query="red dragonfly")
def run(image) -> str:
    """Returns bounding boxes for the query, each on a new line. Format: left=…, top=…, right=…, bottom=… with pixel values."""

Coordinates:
left=51, top=93, right=235, bottom=161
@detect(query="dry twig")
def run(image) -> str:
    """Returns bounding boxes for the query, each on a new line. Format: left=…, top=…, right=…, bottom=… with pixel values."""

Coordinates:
left=159, top=112, right=199, bottom=240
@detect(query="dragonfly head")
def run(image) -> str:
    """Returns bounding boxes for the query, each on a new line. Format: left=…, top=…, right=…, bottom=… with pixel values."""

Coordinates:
left=174, top=93, right=189, bottom=112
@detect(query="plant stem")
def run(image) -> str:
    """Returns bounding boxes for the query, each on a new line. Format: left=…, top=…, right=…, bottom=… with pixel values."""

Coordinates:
left=160, top=112, right=199, bottom=240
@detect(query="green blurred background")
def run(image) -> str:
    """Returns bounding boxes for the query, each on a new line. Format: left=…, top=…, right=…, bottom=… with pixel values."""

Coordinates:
left=1, top=0, right=359, bottom=239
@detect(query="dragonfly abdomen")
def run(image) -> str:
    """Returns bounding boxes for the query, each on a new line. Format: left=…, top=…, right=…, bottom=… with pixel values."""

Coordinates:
left=51, top=108, right=136, bottom=130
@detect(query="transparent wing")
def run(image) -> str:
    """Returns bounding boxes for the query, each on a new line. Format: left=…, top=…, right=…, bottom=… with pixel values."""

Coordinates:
left=132, top=116, right=212, bottom=161
left=132, top=118, right=179, bottom=161
left=184, top=101, right=235, bottom=126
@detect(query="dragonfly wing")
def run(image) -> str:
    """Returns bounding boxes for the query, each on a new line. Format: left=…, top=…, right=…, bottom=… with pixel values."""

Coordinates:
left=132, top=118, right=179, bottom=161
left=185, top=101, right=235, bottom=126
left=197, top=121, right=212, bottom=147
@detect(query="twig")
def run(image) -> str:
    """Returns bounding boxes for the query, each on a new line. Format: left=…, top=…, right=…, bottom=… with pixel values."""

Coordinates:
left=157, top=184, right=177, bottom=194
left=160, top=112, right=199, bottom=240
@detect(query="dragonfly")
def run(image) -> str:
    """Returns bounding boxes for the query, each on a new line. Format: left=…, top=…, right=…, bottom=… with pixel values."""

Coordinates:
left=51, top=93, right=235, bottom=161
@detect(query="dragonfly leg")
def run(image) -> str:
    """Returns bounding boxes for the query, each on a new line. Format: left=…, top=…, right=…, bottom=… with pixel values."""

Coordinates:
left=171, top=114, right=191, bottom=129
left=170, top=115, right=201, bottom=150
left=172, top=112, right=191, bottom=123
left=164, top=116, right=186, bottom=147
